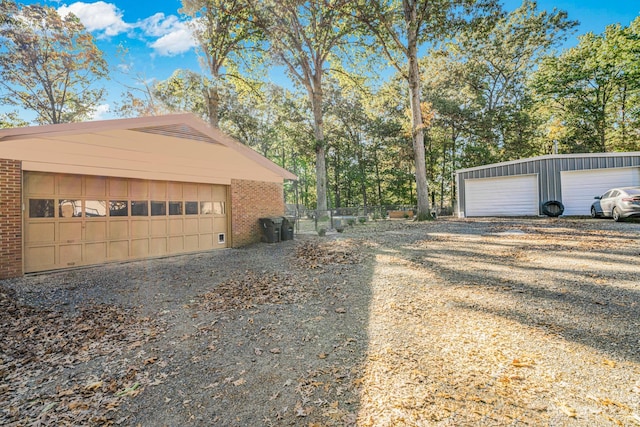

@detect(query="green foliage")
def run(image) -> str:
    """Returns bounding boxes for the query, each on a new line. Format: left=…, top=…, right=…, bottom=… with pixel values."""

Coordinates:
left=352, top=0, right=503, bottom=220
left=0, top=111, right=28, bottom=128
left=532, top=17, right=640, bottom=153
left=0, top=1, right=108, bottom=124
left=317, top=228, right=326, bottom=237
left=432, top=0, right=577, bottom=163
left=0, top=0, right=631, bottom=214
left=153, top=69, right=210, bottom=117
left=180, top=0, right=264, bottom=127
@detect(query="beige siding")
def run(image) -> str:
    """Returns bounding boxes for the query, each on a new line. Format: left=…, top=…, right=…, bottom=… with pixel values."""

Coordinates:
left=3, top=129, right=284, bottom=184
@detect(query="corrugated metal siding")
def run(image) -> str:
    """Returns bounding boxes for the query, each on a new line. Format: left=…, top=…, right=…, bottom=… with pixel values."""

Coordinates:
left=457, top=153, right=640, bottom=217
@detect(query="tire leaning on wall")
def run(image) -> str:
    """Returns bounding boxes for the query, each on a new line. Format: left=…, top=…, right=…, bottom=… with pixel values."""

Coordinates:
left=541, top=200, right=565, bottom=217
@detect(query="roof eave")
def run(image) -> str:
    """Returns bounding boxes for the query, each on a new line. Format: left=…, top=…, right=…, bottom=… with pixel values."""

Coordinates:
left=0, top=113, right=298, bottom=181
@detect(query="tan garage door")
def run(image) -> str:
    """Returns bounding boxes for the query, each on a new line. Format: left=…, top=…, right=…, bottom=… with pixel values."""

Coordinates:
left=24, top=172, right=229, bottom=273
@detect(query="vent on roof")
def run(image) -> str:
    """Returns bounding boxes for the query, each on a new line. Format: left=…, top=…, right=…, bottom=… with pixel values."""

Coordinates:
left=132, top=124, right=219, bottom=144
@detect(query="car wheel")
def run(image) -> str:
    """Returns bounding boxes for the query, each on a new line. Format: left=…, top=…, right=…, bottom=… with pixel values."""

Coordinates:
left=612, top=207, right=622, bottom=222
left=590, top=206, right=598, bottom=218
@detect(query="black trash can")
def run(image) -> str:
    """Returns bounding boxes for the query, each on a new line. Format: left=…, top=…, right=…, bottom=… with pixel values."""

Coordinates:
left=259, top=217, right=283, bottom=243
left=281, top=216, right=295, bottom=241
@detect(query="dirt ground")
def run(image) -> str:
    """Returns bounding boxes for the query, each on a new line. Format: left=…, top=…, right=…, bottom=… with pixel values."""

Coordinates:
left=1, top=217, right=639, bottom=426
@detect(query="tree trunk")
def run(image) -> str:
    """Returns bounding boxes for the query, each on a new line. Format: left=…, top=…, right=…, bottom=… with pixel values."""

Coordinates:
left=311, top=86, right=328, bottom=213
left=373, top=145, right=382, bottom=206
left=292, top=147, right=300, bottom=215
left=620, top=82, right=627, bottom=149
left=333, top=150, right=341, bottom=208
left=440, top=139, right=447, bottom=211
left=406, top=16, right=431, bottom=220
left=207, top=85, right=219, bottom=128
left=358, top=143, right=368, bottom=208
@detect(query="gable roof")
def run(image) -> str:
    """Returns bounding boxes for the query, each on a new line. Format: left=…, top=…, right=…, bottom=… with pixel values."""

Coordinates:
left=0, top=114, right=297, bottom=181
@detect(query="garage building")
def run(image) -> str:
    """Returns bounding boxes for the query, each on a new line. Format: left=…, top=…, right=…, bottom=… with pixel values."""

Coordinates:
left=455, top=152, right=640, bottom=218
left=0, top=114, right=296, bottom=278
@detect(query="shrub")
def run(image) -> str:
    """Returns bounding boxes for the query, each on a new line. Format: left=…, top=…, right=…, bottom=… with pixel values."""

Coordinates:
left=317, top=228, right=326, bottom=236
left=358, top=216, right=366, bottom=224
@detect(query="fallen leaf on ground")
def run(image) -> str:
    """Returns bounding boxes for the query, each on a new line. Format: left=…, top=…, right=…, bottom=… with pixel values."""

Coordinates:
left=85, top=381, right=103, bottom=391
left=559, top=403, right=577, bottom=417
left=512, top=358, right=534, bottom=368
left=144, top=357, right=158, bottom=365
left=116, top=383, right=141, bottom=397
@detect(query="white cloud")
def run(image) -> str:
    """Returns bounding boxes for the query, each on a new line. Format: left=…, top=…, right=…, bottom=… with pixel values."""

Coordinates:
left=57, top=2, right=196, bottom=56
left=58, top=2, right=130, bottom=36
left=149, top=26, right=197, bottom=56
left=139, top=13, right=197, bottom=56
left=89, top=104, right=111, bottom=121
left=138, top=13, right=179, bottom=37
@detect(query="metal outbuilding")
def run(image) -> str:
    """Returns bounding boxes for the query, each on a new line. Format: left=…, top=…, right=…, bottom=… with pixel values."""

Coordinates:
left=455, top=152, right=640, bottom=217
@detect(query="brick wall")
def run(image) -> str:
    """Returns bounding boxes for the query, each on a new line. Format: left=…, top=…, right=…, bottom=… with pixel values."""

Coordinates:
left=231, top=179, right=284, bottom=247
left=0, top=159, right=22, bottom=279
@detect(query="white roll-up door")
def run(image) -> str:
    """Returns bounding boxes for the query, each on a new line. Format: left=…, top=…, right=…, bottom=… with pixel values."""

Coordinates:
left=560, top=167, right=640, bottom=215
left=464, top=175, right=539, bottom=217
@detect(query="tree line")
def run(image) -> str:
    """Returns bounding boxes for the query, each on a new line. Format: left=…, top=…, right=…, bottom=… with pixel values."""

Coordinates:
left=1, top=1, right=639, bottom=213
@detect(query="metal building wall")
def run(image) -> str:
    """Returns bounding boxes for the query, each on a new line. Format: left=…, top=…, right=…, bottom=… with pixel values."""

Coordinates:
left=456, top=153, right=640, bottom=217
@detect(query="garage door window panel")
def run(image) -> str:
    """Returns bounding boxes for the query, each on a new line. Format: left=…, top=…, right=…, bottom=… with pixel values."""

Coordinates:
left=169, top=201, right=183, bottom=215
left=185, top=201, right=198, bottom=215
left=200, top=201, right=213, bottom=214
left=151, top=201, right=166, bottom=216
left=131, top=201, right=148, bottom=216
left=109, top=201, right=128, bottom=216
left=85, top=201, right=107, bottom=217
left=59, top=199, right=82, bottom=218
left=213, top=202, right=225, bottom=215
left=29, top=199, right=55, bottom=218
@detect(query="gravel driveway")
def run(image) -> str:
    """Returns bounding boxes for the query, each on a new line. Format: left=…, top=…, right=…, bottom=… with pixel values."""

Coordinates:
left=2, top=217, right=639, bottom=426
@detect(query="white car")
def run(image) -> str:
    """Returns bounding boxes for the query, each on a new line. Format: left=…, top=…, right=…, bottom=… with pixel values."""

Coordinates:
left=591, top=187, right=640, bottom=221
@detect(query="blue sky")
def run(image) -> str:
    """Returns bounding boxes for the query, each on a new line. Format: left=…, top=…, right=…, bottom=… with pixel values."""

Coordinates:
left=7, top=1, right=640, bottom=122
